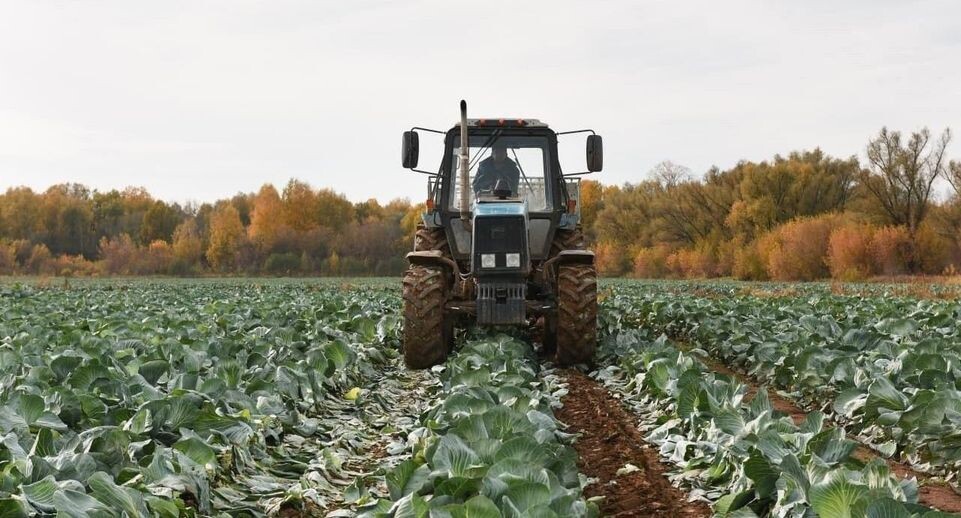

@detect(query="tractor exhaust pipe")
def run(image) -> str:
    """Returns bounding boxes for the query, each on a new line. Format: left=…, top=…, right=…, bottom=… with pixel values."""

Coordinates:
left=459, top=100, right=471, bottom=230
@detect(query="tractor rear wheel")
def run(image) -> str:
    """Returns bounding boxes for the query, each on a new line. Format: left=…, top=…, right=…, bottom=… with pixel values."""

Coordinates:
left=555, top=263, right=597, bottom=366
left=402, top=265, right=452, bottom=369
left=414, top=223, right=451, bottom=256
left=549, top=227, right=586, bottom=256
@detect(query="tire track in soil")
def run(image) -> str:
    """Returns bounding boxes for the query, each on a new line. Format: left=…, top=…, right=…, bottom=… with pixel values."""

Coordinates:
left=700, top=355, right=961, bottom=514
left=555, top=369, right=711, bottom=518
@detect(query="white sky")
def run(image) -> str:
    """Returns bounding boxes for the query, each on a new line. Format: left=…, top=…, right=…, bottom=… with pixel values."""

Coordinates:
left=1, top=0, right=959, bottom=205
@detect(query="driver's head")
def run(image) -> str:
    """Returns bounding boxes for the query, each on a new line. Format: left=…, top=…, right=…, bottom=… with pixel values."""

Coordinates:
left=492, top=144, right=508, bottom=163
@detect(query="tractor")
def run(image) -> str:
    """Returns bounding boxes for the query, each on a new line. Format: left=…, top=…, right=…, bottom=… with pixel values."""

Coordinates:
left=399, top=100, right=602, bottom=368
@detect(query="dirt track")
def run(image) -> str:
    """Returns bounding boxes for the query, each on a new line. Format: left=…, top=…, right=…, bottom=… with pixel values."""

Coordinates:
left=555, top=370, right=711, bottom=518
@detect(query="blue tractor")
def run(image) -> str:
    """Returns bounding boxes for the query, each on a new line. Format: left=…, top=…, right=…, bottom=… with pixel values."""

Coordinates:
left=400, top=101, right=602, bottom=368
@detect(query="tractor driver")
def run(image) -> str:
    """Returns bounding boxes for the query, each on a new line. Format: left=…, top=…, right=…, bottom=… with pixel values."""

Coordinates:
left=473, top=143, right=520, bottom=196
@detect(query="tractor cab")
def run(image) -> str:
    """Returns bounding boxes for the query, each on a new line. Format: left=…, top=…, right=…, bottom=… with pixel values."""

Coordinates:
left=399, top=101, right=602, bottom=369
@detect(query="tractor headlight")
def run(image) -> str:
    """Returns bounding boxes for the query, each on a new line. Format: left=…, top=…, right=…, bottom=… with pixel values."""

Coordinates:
left=505, top=253, right=521, bottom=268
left=481, top=253, right=496, bottom=268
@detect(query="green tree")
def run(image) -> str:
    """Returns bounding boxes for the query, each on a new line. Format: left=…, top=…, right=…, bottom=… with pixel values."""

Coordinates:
left=315, top=188, right=355, bottom=231
left=118, top=187, right=155, bottom=244
left=141, top=201, right=182, bottom=244
left=39, top=184, right=94, bottom=257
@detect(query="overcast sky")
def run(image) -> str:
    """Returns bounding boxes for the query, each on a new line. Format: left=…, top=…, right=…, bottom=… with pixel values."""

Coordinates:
left=1, top=0, right=959, bottom=205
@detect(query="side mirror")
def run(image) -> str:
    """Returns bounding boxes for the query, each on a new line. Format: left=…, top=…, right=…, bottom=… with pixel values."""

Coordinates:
left=402, top=131, right=419, bottom=168
left=586, top=134, right=603, bottom=172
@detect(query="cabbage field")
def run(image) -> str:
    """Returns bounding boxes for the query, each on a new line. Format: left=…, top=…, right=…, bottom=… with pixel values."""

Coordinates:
left=1, top=279, right=960, bottom=517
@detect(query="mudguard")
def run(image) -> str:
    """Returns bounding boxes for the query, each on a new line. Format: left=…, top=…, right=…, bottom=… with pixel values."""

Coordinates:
left=405, top=251, right=461, bottom=276
left=553, top=249, right=595, bottom=265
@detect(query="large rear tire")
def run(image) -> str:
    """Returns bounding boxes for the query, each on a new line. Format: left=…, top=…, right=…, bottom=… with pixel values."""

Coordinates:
left=555, top=263, right=597, bottom=366
left=414, top=223, right=451, bottom=256
left=549, top=227, right=586, bottom=256
left=402, top=265, right=452, bottom=369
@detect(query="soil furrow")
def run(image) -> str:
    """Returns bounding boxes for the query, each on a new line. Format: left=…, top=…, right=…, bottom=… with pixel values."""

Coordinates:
left=555, top=369, right=711, bottom=518
left=697, top=353, right=961, bottom=513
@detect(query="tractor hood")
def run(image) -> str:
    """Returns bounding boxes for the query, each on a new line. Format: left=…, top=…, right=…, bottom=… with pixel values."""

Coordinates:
left=471, top=200, right=530, bottom=276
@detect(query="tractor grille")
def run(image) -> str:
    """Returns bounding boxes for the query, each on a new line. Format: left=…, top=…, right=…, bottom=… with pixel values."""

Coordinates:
left=477, top=282, right=526, bottom=325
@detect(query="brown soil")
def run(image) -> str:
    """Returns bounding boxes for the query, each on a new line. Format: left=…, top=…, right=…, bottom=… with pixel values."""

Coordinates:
left=555, top=370, right=711, bottom=518
left=698, top=355, right=961, bottom=513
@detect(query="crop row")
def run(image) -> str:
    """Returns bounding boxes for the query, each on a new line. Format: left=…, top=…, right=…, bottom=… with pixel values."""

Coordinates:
left=594, top=316, right=954, bottom=517
left=0, top=283, right=405, bottom=516
left=604, top=284, right=961, bottom=477
left=360, top=332, right=596, bottom=517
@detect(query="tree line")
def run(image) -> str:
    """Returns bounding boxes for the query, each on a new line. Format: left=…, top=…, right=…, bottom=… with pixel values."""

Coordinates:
left=2, top=126, right=960, bottom=280
left=0, top=180, right=420, bottom=276
left=589, top=126, right=961, bottom=280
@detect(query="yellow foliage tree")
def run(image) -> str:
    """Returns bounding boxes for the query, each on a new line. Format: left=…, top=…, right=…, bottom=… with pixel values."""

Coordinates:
left=206, top=205, right=245, bottom=271
left=282, top=179, right=319, bottom=232
left=172, top=219, right=204, bottom=265
left=578, top=179, right=603, bottom=235
left=248, top=184, right=286, bottom=251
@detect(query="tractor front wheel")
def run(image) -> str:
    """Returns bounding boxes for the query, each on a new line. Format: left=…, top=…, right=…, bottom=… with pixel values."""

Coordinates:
left=554, top=263, right=597, bottom=366
left=402, top=265, right=452, bottom=369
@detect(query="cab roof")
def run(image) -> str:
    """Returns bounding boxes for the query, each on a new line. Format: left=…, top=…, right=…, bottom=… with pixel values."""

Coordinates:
left=457, top=118, right=549, bottom=129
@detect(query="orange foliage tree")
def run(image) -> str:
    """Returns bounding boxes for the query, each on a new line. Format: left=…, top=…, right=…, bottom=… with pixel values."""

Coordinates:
left=632, top=245, right=671, bottom=278
left=248, top=184, right=286, bottom=250
left=206, top=205, right=246, bottom=271
left=827, top=223, right=877, bottom=280
left=761, top=214, right=844, bottom=281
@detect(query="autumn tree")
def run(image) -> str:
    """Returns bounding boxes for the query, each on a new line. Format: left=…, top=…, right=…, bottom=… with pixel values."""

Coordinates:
left=649, top=160, right=692, bottom=188
left=117, top=187, right=155, bottom=243
left=315, top=188, right=355, bottom=231
left=282, top=179, right=319, bottom=231
left=861, top=127, right=951, bottom=238
left=336, top=219, right=405, bottom=267
left=400, top=203, right=425, bottom=249
left=726, top=151, right=858, bottom=241
left=655, top=173, right=736, bottom=246
left=0, top=241, right=16, bottom=274
left=172, top=218, right=204, bottom=266
left=645, top=161, right=731, bottom=246
left=98, top=234, right=138, bottom=275
left=735, top=151, right=856, bottom=222
left=141, top=201, right=182, bottom=244
left=0, top=187, right=41, bottom=241
left=206, top=204, right=245, bottom=271
left=594, top=182, right=660, bottom=248
left=947, top=160, right=961, bottom=198
left=91, top=190, right=126, bottom=243
left=354, top=198, right=385, bottom=223
left=26, top=243, right=54, bottom=275
left=37, top=184, right=94, bottom=258
left=230, top=193, right=254, bottom=226
left=143, top=240, right=175, bottom=274
left=578, top=180, right=603, bottom=239
left=248, top=184, right=287, bottom=251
